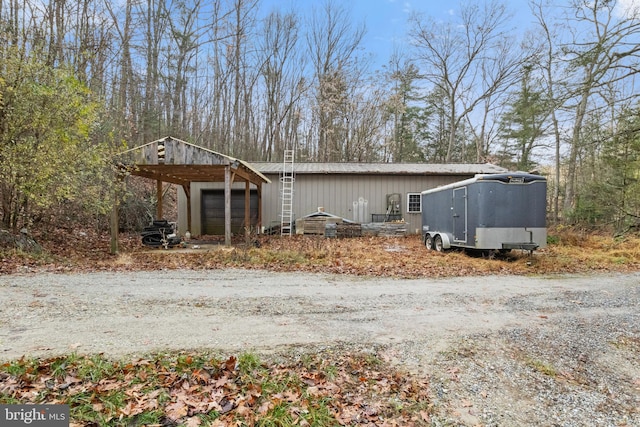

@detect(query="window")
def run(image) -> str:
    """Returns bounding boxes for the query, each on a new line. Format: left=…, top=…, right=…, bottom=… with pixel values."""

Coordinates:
left=407, top=193, right=422, bottom=213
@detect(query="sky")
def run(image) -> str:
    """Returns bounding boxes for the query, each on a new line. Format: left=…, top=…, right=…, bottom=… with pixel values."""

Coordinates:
left=259, top=0, right=534, bottom=70
left=259, top=0, right=640, bottom=70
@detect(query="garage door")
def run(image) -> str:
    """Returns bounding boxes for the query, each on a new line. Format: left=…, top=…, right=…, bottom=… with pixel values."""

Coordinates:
left=201, top=190, right=258, bottom=235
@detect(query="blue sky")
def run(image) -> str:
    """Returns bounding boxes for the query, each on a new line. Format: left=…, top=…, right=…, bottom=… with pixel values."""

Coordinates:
left=259, top=0, right=640, bottom=70
left=259, top=0, right=536, bottom=69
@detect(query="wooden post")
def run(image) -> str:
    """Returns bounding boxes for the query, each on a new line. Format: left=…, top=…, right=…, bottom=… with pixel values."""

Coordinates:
left=224, top=165, right=231, bottom=246
left=245, top=180, right=250, bottom=240
left=257, top=183, right=263, bottom=233
left=182, top=184, right=192, bottom=234
left=156, top=180, right=163, bottom=219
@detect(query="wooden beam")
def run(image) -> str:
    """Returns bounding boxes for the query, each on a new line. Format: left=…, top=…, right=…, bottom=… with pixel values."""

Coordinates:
left=119, top=163, right=267, bottom=188
left=157, top=180, right=163, bottom=219
left=130, top=167, right=191, bottom=187
left=224, top=165, right=231, bottom=246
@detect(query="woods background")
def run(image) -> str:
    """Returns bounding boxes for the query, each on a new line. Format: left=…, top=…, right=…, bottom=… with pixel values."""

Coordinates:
left=1, top=0, right=640, bottom=235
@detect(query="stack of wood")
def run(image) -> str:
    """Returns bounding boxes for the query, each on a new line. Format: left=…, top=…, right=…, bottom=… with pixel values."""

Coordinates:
left=378, top=221, right=407, bottom=237
left=336, top=223, right=362, bottom=238
left=324, top=222, right=337, bottom=238
left=360, top=221, right=407, bottom=237
left=324, top=222, right=362, bottom=238
left=296, top=217, right=326, bottom=234
left=296, top=217, right=343, bottom=235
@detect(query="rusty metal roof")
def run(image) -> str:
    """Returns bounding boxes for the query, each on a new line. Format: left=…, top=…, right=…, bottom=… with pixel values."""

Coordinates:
left=250, top=162, right=507, bottom=175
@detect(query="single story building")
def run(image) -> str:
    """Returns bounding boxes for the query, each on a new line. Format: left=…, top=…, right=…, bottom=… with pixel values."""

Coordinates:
left=177, top=162, right=507, bottom=236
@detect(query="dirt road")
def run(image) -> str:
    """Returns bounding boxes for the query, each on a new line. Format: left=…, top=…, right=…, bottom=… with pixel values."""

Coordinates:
left=0, top=269, right=630, bottom=359
left=1, top=269, right=638, bottom=425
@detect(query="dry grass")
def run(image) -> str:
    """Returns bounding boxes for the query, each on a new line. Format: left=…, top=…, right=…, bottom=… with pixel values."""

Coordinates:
left=3, top=226, right=640, bottom=277
left=107, top=228, right=640, bottom=277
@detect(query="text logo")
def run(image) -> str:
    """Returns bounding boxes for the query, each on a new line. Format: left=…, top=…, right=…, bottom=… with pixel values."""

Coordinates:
left=1, top=405, right=69, bottom=426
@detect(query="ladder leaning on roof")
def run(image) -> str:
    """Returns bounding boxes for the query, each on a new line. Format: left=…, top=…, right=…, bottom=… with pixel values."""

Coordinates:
left=280, top=150, right=295, bottom=236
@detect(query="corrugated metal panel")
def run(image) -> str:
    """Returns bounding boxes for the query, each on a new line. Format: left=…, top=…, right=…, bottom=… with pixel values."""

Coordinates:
left=178, top=163, right=508, bottom=235
left=258, top=172, right=475, bottom=235
left=249, top=162, right=507, bottom=175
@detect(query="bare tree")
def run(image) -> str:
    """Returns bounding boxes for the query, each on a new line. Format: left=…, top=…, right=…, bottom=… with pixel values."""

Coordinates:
left=409, top=0, right=527, bottom=162
left=306, top=0, right=365, bottom=162
left=135, top=0, right=169, bottom=143
left=256, top=10, right=307, bottom=161
left=560, top=0, right=640, bottom=214
left=104, top=0, right=135, bottom=143
left=164, top=0, right=205, bottom=139
left=343, top=77, right=388, bottom=162
left=530, top=0, right=568, bottom=222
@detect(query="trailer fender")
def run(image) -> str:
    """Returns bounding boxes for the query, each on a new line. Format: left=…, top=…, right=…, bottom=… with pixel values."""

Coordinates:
left=436, top=233, right=451, bottom=249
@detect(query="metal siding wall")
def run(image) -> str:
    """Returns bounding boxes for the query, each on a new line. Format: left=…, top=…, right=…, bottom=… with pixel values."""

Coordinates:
left=179, top=173, right=476, bottom=235
left=267, top=177, right=281, bottom=230
left=256, top=173, right=472, bottom=234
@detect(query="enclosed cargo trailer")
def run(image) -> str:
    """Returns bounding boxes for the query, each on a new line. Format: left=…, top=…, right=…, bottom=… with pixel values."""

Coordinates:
left=421, top=173, right=547, bottom=253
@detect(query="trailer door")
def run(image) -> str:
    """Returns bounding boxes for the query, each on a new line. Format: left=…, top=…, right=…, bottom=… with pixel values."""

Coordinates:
left=453, top=187, right=467, bottom=242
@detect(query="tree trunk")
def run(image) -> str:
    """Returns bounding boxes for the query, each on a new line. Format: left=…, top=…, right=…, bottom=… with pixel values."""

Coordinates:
left=564, top=79, right=591, bottom=215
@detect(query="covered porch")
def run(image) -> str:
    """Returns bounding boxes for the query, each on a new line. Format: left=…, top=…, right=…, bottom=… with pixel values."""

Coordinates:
left=112, top=136, right=270, bottom=253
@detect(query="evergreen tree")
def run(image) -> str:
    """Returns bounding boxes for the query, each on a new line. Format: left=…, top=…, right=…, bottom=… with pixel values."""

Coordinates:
left=597, top=108, right=640, bottom=230
left=497, top=66, right=549, bottom=171
left=386, top=61, right=429, bottom=162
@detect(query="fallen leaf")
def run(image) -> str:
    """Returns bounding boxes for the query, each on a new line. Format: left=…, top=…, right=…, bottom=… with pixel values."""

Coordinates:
left=184, top=416, right=201, bottom=427
left=165, top=401, right=188, bottom=421
left=257, top=400, right=273, bottom=415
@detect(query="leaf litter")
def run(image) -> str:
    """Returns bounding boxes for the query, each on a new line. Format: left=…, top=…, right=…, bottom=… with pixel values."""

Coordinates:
left=1, top=227, right=640, bottom=425
left=3, top=228, right=640, bottom=277
left=1, top=350, right=432, bottom=426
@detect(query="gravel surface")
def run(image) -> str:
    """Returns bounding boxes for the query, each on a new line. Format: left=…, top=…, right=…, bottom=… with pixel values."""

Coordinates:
left=0, top=269, right=638, bottom=426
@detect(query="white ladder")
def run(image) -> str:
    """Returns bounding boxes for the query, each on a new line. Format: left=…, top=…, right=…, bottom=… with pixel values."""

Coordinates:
left=280, top=149, right=295, bottom=236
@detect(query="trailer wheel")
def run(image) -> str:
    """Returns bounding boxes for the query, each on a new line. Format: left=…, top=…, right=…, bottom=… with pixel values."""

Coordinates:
left=434, top=235, right=444, bottom=252
left=425, top=235, right=435, bottom=250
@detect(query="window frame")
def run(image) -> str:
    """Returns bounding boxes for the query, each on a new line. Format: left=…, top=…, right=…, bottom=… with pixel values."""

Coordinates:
left=406, top=193, right=422, bottom=214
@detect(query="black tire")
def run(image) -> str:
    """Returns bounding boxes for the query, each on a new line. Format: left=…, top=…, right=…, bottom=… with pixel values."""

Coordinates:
left=434, top=235, right=444, bottom=252
left=425, top=234, right=435, bottom=250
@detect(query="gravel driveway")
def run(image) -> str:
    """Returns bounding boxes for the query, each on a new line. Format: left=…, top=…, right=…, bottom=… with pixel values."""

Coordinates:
left=1, top=269, right=638, bottom=426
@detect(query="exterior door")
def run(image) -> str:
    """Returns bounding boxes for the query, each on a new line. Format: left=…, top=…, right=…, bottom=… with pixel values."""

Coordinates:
left=201, top=190, right=258, bottom=235
left=453, top=187, right=467, bottom=243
